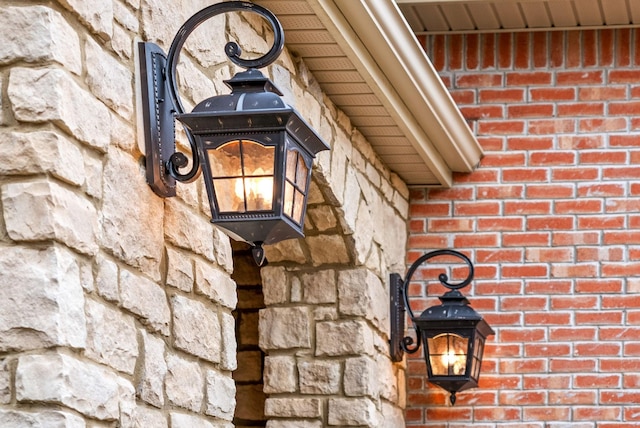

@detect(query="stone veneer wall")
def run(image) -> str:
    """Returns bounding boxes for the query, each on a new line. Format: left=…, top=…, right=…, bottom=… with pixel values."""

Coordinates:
left=0, top=1, right=409, bottom=427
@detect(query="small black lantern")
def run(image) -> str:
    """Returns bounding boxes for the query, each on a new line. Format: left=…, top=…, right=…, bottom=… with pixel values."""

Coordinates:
left=138, top=1, right=329, bottom=265
left=390, top=250, right=494, bottom=405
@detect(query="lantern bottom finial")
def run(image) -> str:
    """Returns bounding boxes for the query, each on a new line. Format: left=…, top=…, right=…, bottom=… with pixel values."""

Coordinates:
left=449, top=392, right=457, bottom=406
left=252, top=242, right=267, bottom=266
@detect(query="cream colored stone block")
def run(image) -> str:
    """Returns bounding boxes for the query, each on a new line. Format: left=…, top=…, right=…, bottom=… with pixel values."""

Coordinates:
left=220, top=311, right=237, bottom=371
left=114, top=0, right=138, bottom=32
left=85, top=37, right=133, bottom=119
left=101, top=147, right=164, bottom=279
left=58, top=0, right=113, bottom=39
left=171, top=294, right=221, bottom=363
left=120, top=269, right=170, bottom=336
left=8, top=67, right=110, bottom=151
left=132, top=406, right=168, bottom=428
left=298, top=360, right=341, bottom=394
left=261, top=265, right=289, bottom=305
left=259, top=307, right=311, bottom=350
left=264, top=398, right=322, bottom=418
left=213, top=228, right=234, bottom=273
left=16, top=353, right=121, bottom=420
left=381, top=401, right=405, bottom=428
left=316, top=320, right=374, bottom=357
left=164, top=198, right=215, bottom=261
left=83, top=151, right=103, bottom=199
left=0, top=410, right=85, bottom=428
left=2, top=179, right=99, bottom=255
left=264, top=238, right=308, bottom=264
left=306, top=235, right=350, bottom=266
left=338, top=269, right=389, bottom=335
left=376, top=354, right=398, bottom=402
left=139, top=329, right=166, bottom=408
left=0, top=6, right=81, bottom=74
left=85, top=299, right=138, bottom=374
left=95, top=254, right=119, bottom=303
left=176, top=57, right=216, bottom=107
left=307, top=205, right=338, bottom=232
left=382, top=203, right=408, bottom=269
left=0, top=131, right=84, bottom=186
left=112, top=22, right=132, bottom=59
left=195, top=260, right=237, bottom=309
left=344, top=356, right=378, bottom=398
left=165, top=353, right=204, bottom=412
left=328, top=397, right=379, bottom=427
left=264, top=356, right=297, bottom=394
left=0, top=359, right=10, bottom=404
left=205, top=369, right=236, bottom=420
left=301, top=269, right=336, bottom=304
left=166, top=247, right=194, bottom=292
left=0, top=246, right=85, bottom=352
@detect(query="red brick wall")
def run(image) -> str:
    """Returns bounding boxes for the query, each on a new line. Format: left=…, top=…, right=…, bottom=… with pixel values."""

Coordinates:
left=407, top=29, right=640, bottom=426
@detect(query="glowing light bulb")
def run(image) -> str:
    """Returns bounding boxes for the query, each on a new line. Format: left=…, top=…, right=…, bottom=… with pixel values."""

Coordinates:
left=442, top=351, right=466, bottom=375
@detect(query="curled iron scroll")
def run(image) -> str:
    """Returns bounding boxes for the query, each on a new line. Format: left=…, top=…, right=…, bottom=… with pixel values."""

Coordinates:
left=399, top=249, right=475, bottom=355
left=163, top=1, right=285, bottom=182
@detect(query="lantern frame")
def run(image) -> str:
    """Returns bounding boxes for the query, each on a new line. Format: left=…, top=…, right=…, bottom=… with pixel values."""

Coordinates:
left=138, top=1, right=329, bottom=265
left=389, top=249, right=495, bottom=405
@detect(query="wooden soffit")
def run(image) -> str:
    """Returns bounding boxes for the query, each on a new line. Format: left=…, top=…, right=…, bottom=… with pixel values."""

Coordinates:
left=256, top=0, right=483, bottom=187
left=396, top=0, right=640, bottom=34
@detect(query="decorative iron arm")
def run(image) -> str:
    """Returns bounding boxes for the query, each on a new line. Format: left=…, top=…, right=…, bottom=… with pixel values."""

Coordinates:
left=138, top=1, right=285, bottom=196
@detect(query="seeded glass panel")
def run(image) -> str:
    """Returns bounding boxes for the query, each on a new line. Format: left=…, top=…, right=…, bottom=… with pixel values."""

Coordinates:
left=286, top=150, right=297, bottom=182
left=284, top=182, right=295, bottom=218
left=244, top=176, right=274, bottom=211
left=242, top=141, right=275, bottom=176
left=295, top=156, right=308, bottom=191
left=208, top=141, right=242, bottom=177
left=471, top=336, right=483, bottom=380
left=213, top=177, right=244, bottom=212
left=427, top=333, right=469, bottom=376
left=209, top=140, right=275, bottom=213
left=293, top=189, right=305, bottom=224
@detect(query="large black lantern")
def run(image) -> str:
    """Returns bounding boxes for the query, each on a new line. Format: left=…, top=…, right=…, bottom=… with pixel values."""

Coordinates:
left=138, top=2, right=329, bottom=265
left=390, top=250, right=494, bottom=405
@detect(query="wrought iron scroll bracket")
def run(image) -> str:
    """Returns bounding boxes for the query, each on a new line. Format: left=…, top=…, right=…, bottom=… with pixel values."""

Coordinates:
left=389, top=249, right=474, bottom=363
left=138, top=1, right=285, bottom=197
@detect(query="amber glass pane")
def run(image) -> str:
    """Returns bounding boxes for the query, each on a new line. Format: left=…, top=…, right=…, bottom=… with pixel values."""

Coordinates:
left=213, top=177, right=244, bottom=212
left=286, top=150, right=297, bottom=182
left=284, top=182, right=295, bottom=218
left=208, top=141, right=242, bottom=178
left=292, top=189, right=305, bottom=224
left=427, top=333, right=468, bottom=376
left=242, top=141, right=274, bottom=176
left=472, top=336, right=483, bottom=379
left=295, top=155, right=309, bottom=191
left=244, top=176, right=274, bottom=211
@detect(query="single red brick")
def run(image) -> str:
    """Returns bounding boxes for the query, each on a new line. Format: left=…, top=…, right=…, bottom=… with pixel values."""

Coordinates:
left=574, top=373, right=621, bottom=388
left=549, top=390, right=597, bottom=405
left=523, top=406, right=570, bottom=421
left=530, top=87, right=576, bottom=101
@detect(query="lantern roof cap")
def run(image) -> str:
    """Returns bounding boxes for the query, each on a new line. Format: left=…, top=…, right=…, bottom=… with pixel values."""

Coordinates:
left=224, top=68, right=283, bottom=96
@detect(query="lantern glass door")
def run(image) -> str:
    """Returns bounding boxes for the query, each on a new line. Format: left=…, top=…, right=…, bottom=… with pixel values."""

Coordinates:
left=283, top=148, right=310, bottom=225
left=427, top=333, right=469, bottom=376
left=208, top=139, right=275, bottom=213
